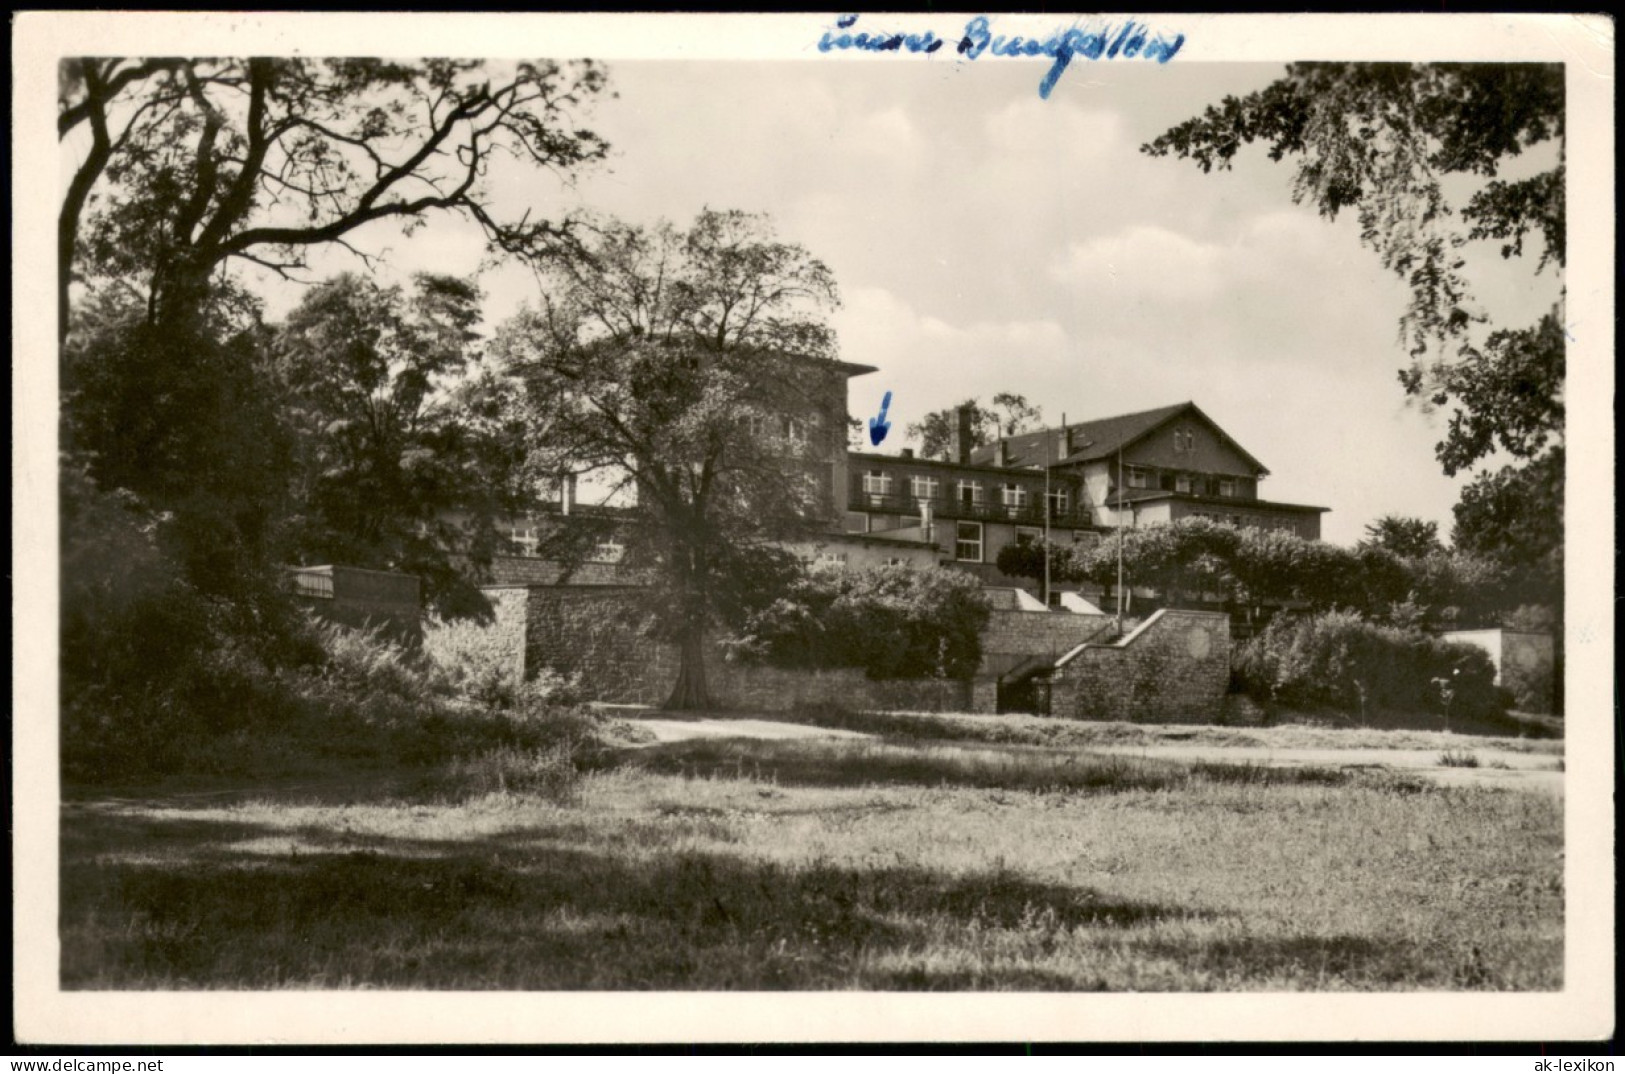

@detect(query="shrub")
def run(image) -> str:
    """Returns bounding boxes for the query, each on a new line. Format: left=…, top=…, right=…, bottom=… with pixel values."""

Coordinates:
left=60, top=466, right=324, bottom=780
left=1234, top=610, right=1502, bottom=722
left=725, top=564, right=990, bottom=679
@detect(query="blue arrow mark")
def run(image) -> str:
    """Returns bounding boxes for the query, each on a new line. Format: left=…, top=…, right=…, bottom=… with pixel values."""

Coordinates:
left=868, top=390, right=893, bottom=446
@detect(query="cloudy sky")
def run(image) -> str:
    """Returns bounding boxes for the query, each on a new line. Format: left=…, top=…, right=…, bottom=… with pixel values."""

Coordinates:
left=255, top=54, right=1561, bottom=547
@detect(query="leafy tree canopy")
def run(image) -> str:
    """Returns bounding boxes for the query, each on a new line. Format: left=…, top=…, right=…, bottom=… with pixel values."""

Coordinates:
left=906, top=392, right=1043, bottom=461
left=1358, top=515, right=1444, bottom=559
left=272, top=272, right=537, bottom=618
left=1143, top=62, right=1564, bottom=477
left=60, top=57, right=609, bottom=336
left=1001, top=518, right=1513, bottom=630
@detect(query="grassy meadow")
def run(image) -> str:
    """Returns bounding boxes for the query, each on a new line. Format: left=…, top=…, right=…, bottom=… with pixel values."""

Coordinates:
left=61, top=728, right=1563, bottom=991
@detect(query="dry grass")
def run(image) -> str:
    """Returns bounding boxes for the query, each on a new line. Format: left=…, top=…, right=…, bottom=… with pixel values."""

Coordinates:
left=764, top=707, right=1564, bottom=755
left=61, top=735, right=1561, bottom=992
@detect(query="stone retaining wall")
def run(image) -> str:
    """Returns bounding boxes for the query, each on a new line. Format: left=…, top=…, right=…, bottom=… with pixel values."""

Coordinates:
left=423, top=586, right=1228, bottom=721
left=1050, top=609, right=1230, bottom=722
left=426, top=584, right=972, bottom=712
left=978, top=609, right=1117, bottom=677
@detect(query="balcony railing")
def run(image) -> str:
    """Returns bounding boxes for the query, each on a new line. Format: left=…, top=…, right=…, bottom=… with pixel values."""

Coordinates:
left=849, top=486, right=1090, bottom=528
left=287, top=568, right=335, bottom=600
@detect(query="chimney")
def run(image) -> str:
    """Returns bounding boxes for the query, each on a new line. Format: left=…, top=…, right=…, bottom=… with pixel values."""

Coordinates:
left=1063, top=424, right=1073, bottom=457
left=560, top=472, right=577, bottom=515
left=900, top=447, right=914, bottom=459
left=995, top=440, right=1007, bottom=468
left=954, top=403, right=975, bottom=464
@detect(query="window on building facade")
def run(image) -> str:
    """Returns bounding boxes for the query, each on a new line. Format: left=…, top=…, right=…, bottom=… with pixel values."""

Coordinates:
left=911, top=475, right=940, bottom=500
left=588, top=539, right=625, bottom=564
left=1174, top=427, right=1195, bottom=453
left=1218, top=478, right=1236, bottom=498
left=863, top=470, right=891, bottom=501
left=1047, top=488, right=1069, bottom=518
left=795, top=472, right=824, bottom=517
left=1175, top=474, right=1192, bottom=494
left=845, top=512, right=870, bottom=535
left=957, top=480, right=983, bottom=507
left=510, top=524, right=539, bottom=557
left=1126, top=468, right=1149, bottom=489
left=883, top=556, right=909, bottom=567
left=815, top=550, right=848, bottom=570
left=1002, top=484, right=1028, bottom=507
left=955, top=521, right=983, bottom=562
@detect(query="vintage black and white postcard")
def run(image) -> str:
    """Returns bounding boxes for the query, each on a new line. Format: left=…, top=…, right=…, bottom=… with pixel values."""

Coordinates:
left=12, top=11, right=1614, bottom=1046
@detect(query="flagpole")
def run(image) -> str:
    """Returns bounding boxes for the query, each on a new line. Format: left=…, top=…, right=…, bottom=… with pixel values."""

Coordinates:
left=1044, top=415, right=1061, bottom=609
left=1116, top=440, right=1124, bottom=630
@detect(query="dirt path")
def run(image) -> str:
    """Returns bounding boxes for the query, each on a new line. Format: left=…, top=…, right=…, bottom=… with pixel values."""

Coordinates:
left=624, top=717, right=875, bottom=744
left=621, top=718, right=1563, bottom=792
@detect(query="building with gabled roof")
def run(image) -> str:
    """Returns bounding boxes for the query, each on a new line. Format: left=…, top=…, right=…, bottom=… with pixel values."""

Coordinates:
left=846, top=399, right=1328, bottom=605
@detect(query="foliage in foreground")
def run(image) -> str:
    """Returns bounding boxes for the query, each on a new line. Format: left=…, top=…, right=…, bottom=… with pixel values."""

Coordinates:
left=62, top=572, right=606, bottom=787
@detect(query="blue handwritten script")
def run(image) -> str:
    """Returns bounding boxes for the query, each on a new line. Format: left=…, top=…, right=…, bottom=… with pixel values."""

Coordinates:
left=817, top=14, right=1186, bottom=99
left=819, top=13, right=945, bottom=54
left=868, top=390, right=893, bottom=446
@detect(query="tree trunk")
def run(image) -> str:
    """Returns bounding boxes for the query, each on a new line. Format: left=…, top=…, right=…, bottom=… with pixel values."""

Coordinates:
left=663, top=622, right=713, bottom=711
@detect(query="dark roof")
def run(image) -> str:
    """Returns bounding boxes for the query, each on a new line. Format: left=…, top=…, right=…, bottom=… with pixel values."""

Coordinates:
left=969, top=402, right=1269, bottom=475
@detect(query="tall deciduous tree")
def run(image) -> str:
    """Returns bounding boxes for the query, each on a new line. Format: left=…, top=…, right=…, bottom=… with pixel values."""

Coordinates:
left=906, top=392, right=1042, bottom=460
left=1358, top=515, right=1444, bottom=559
left=59, top=57, right=609, bottom=337
left=273, top=273, right=535, bottom=617
left=61, top=285, right=292, bottom=601
left=906, top=399, right=990, bottom=462
left=1144, top=62, right=1565, bottom=624
left=492, top=210, right=845, bottom=709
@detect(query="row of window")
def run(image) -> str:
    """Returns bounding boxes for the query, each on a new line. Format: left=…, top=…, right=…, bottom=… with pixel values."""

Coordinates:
left=814, top=551, right=912, bottom=570
left=862, top=471, right=1070, bottom=512
left=1125, top=467, right=1238, bottom=498
left=958, top=522, right=1103, bottom=563
left=1188, top=511, right=1301, bottom=534
left=746, top=412, right=822, bottom=446
left=509, top=526, right=625, bottom=563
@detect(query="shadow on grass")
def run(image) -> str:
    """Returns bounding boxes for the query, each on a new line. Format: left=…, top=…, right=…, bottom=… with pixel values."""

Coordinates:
left=62, top=806, right=1202, bottom=991
left=605, top=738, right=1362, bottom=796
